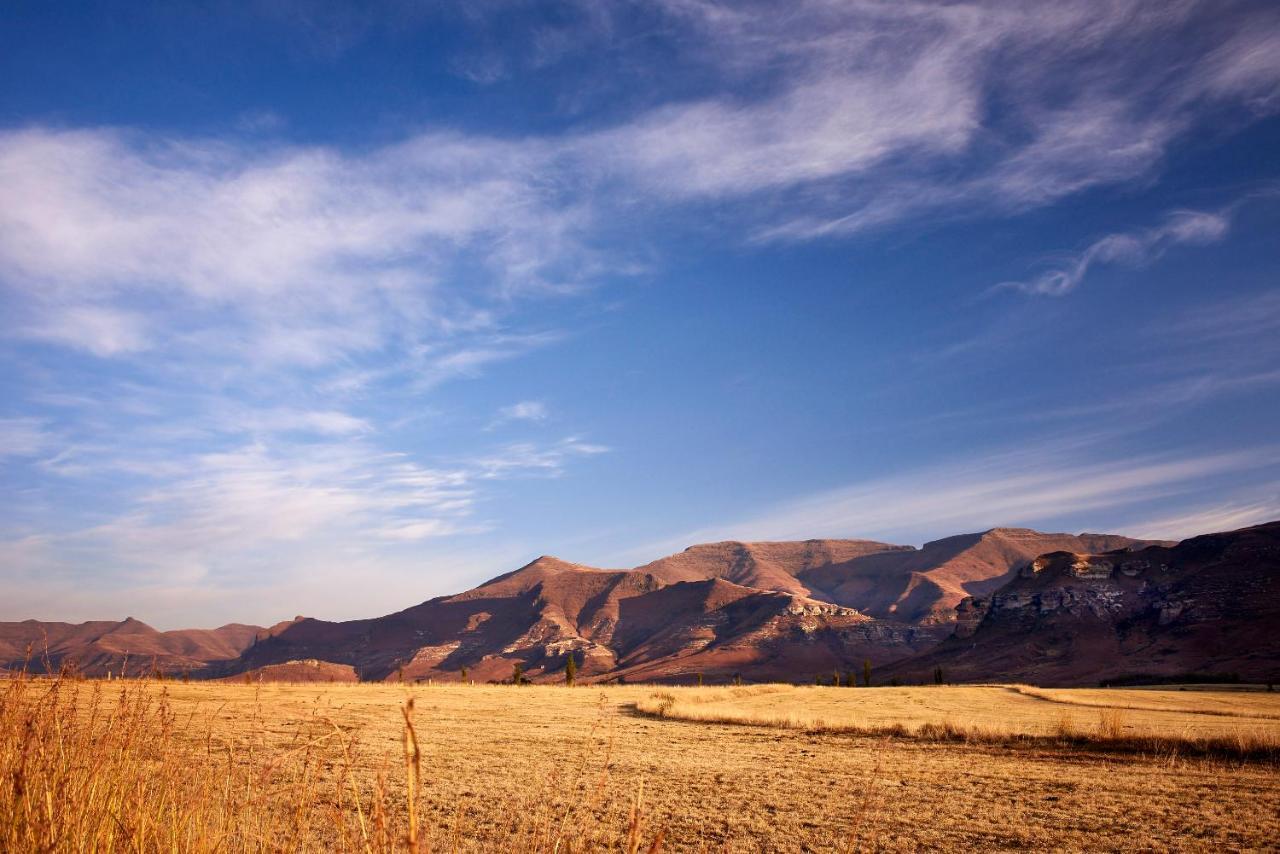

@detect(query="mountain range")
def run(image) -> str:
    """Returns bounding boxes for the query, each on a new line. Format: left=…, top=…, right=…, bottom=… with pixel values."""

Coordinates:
left=4, top=521, right=1277, bottom=686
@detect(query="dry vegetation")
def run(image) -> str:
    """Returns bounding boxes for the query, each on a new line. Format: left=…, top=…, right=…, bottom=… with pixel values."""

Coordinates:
left=634, top=684, right=1280, bottom=759
left=3, top=673, right=1280, bottom=852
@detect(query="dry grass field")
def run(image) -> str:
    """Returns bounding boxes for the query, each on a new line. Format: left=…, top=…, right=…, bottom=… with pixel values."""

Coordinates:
left=3, top=675, right=1279, bottom=852
left=634, top=684, right=1280, bottom=743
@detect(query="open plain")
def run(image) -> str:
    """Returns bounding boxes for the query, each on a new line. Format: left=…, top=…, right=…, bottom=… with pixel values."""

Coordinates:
left=4, top=677, right=1279, bottom=852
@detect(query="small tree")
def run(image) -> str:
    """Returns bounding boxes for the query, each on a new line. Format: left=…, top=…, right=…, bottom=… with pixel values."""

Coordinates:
left=512, top=662, right=525, bottom=686
left=565, top=653, right=577, bottom=687
left=733, top=673, right=743, bottom=686
left=815, top=674, right=822, bottom=686
left=862, top=659, right=872, bottom=688
left=696, top=672, right=704, bottom=687
left=460, top=665, right=468, bottom=682
left=844, top=670, right=856, bottom=688
left=933, top=665, right=945, bottom=685
left=832, top=667, right=840, bottom=687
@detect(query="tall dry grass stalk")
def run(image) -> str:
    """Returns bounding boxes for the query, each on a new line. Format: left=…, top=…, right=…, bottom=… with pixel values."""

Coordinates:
left=1097, top=708, right=1128, bottom=740
left=0, top=671, right=661, bottom=852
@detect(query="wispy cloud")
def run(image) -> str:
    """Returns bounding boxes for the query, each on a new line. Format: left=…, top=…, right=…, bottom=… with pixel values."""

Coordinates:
left=4, top=0, right=1280, bottom=628
left=1126, top=497, right=1280, bottom=541
left=1161, top=288, right=1280, bottom=344
left=0, top=127, right=591, bottom=368
left=471, top=437, right=609, bottom=479
left=636, top=439, right=1280, bottom=554
left=0, top=417, right=54, bottom=459
left=996, top=208, right=1232, bottom=296
left=4, top=4, right=1278, bottom=368
left=489, top=400, right=549, bottom=430
left=595, top=0, right=1280, bottom=240
left=1, top=431, right=610, bottom=617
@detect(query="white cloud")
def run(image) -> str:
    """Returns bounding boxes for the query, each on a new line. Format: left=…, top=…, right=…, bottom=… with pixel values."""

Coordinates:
left=1161, top=288, right=1280, bottom=344
left=608, top=0, right=1280, bottom=240
left=23, top=305, right=151, bottom=356
left=4, top=0, right=1280, bottom=629
left=1, top=4, right=1276, bottom=370
left=234, top=408, right=372, bottom=437
left=639, top=440, right=1279, bottom=552
left=0, top=418, right=54, bottom=459
left=0, top=127, right=590, bottom=369
left=1, top=430, right=610, bottom=616
left=493, top=400, right=549, bottom=426
left=996, top=208, right=1232, bottom=296
left=1125, top=498, right=1280, bottom=541
left=471, top=437, right=610, bottom=479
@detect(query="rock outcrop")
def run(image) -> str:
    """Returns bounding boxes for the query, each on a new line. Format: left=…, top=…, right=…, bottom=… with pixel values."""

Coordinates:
left=885, top=521, right=1280, bottom=686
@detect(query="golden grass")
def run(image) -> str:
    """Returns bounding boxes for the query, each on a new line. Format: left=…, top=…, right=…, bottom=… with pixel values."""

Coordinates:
left=0, top=673, right=658, bottom=852
left=4, top=674, right=1280, bottom=851
left=633, top=684, right=1280, bottom=761
left=1010, top=684, right=1280, bottom=719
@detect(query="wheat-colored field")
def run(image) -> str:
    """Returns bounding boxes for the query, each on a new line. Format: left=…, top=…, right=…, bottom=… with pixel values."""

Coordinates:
left=3, top=675, right=1279, bottom=852
left=634, top=683, right=1280, bottom=741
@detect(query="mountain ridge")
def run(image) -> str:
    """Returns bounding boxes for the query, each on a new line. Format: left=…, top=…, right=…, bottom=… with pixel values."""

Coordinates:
left=7, top=523, right=1270, bottom=687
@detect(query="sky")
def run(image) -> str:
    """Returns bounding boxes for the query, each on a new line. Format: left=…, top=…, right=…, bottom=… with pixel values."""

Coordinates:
left=2, top=0, right=1279, bottom=629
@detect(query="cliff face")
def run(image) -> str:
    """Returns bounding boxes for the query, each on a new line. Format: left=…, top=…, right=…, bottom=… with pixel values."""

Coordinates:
left=887, top=521, right=1280, bottom=686
left=797, top=528, right=1162, bottom=624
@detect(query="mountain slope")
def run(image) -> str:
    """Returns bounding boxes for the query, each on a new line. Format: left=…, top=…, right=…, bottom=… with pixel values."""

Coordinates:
left=0, top=618, right=264, bottom=676
left=11, top=523, right=1253, bottom=687
left=799, top=528, right=1163, bottom=624
left=229, top=530, right=1155, bottom=683
left=885, top=521, right=1280, bottom=686
left=635, top=539, right=910, bottom=597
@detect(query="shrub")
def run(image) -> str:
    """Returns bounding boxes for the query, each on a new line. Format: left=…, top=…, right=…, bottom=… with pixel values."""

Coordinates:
left=1098, top=708, right=1127, bottom=740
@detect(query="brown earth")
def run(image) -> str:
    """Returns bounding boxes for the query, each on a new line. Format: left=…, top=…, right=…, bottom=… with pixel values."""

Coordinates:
left=886, top=521, right=1280, bottom=686
left=0, top=617, right=263, bottom=677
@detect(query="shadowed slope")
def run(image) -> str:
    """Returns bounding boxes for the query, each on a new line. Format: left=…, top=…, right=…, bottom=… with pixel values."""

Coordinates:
left=887, top=521, right=1280, bottom=686
left=14, top=523, right=1251, bottom=688
left=0, top=618, right=264, bottom=676
left=801, top=529, right=1164, bottom=624
left=636, top=539, right=910, bottom=597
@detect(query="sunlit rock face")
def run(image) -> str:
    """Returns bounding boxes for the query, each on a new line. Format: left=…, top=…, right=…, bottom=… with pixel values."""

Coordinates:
left=883, top=521, right=1280, bottom=687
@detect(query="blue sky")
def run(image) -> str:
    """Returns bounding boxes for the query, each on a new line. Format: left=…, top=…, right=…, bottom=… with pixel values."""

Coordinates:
left=2, top=1, right=1279, bottom=628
